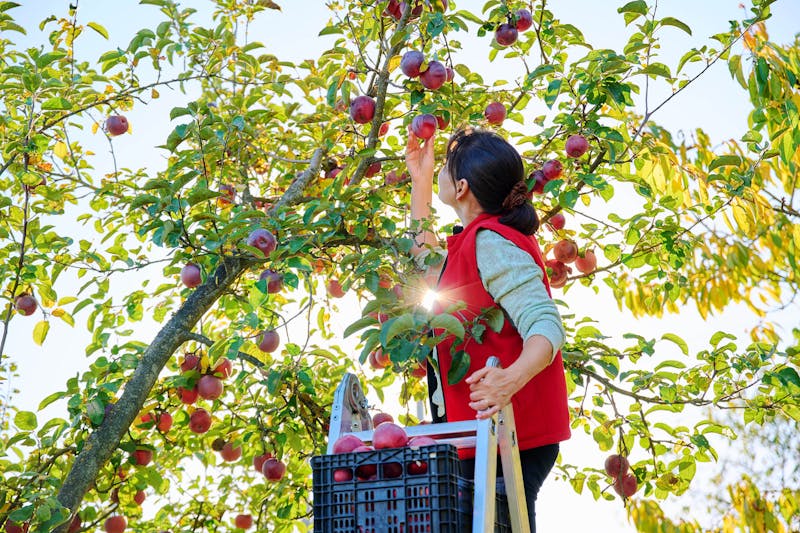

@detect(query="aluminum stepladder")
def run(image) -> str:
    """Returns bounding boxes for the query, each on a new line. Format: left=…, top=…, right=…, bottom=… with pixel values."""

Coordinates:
left=326, top=356, right=531, bottom=533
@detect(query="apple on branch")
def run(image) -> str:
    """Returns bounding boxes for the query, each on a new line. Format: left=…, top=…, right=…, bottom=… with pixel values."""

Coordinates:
left=104, top=115, right=129, bottom=136
left=14, top=294, right=37, bottom=316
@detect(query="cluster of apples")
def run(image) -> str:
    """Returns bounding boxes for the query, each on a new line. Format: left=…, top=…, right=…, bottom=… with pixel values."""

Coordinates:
left=330, top=417, right=437, bottom=482
left=383, top=0, right=448, bottom=21
left=495, top=9, right=533, bottom=47
left=173, top=351, right=234, bottom=435
left=604, top=453, right=638, bottom=498
left=546, top=239, right=597, bottom=288
left=367, top=345, right=426, bottom=378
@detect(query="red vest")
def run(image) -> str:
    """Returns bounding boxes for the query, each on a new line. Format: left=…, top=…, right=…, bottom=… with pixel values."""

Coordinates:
left=433, top=213, right=571, bottom=454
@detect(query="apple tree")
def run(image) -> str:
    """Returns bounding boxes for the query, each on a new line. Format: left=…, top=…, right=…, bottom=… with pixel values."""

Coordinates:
left=0, top=0, right=799, bottom=532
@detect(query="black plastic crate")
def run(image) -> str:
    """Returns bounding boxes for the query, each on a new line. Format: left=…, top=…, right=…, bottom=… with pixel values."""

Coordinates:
left=311, top=443, right=511, bottom=532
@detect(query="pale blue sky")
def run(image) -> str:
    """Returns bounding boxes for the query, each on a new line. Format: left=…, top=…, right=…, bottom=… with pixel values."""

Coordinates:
left=5, top=1, right=799, bottom=531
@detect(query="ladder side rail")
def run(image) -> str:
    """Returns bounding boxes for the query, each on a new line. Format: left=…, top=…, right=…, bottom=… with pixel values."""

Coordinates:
left=472, top=415, right=498, bottom=533
left=498, top=403, right=531, bottom=533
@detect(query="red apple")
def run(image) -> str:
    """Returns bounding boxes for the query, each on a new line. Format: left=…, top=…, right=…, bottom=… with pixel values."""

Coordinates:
left=234, top=514, right=253, bottom=530
left=332, top=434, right=365, bottom=454
left=246, top=228, right=277, bottom=257
left=553, top=239, right=579, bottom=263
left=334, top=468, right=353, bottom=482
left=378, top=122, right=390, bottom=136
left=104, top=515, right=126, bottom=533
left=157, top=412, right=173, bottom=432
left=575, top=250, right=597, bottom=274
left=326, top=166, right=342, bottom=180
left=384, top=170, right=406, bottom=186
left=484, top=102, right=506, bottom=125
left=400, top=50, right=425, bottom=78
left=180, top=263, right=202, bottom=288
left=495, top=23, right=518, bottom=46
left=259, top=269, right=284, bottom=294
left=604, top=454, right=630, bottom=478
left=14, top=294, right=37, bottom=316
left=383, top=462, right=403, bottom=478
left=105, top=115, right=129, bottom=136
left=435, top=114, right=449, bottom=130
left=372, top=412, right=394, bottom=427
left=368, top=348, right=391, bottom=370
left=419, top=61, right=447, bottom=90
left=178, top=386, right=198, bottom=404
left=258, top=329, right=280, bottom=353
left=548, top=212, right=566, bottom=231
left=220, top=442, right=242, bottom=462
left=67, top=514, right=81, bottom=533
left=349, top=95, right=376, bottom=124
left=545, top=259, right=571, bottom=289
left=133, top=490, right=146, bottom=505
left=212, top=358, right=233, bottom=379
left=189, top=408, right=212, bottom=433
left=383, top=0, right=402, bottom=19
left=180, top=353, right=200, bottom=373
left=530, top=170, right=548, bottom=195
left=365, top=161, right=382, bottom=178
left=133, top=448, right=152, bottom=466
left=262, top=458, right=286, bottom=481
left=411, top=363, right=427, bottom=378
left=542, top=159, right=563, bottom=180
left=407, top=436, right=437, bottom=474
left=411, top=114, right=437, bottom=140
left=565, top=134, right=589, bottom=158
left=253, top=452, right=273, bottom=473
left=212, top=437, right=226, bottom=452
left=373, top=422, right=408, bottom=449
left=326, top=279, right=346, bottom=298
left=4, top=522, right=29, bottom=533
left=613, top=472, right=638, bottom=498
left=516, top=9, right=533, bottom=31
left=353, top=445, right=377, bottom=479
left=197, top=375, right=224, bottom=400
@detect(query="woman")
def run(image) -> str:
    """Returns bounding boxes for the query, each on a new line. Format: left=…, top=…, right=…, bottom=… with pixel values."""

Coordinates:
left=405, top=127, right=571, bottom=532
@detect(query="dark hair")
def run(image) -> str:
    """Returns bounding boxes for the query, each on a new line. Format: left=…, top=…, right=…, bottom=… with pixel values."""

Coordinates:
left=444, top=128, right=539, bottom=235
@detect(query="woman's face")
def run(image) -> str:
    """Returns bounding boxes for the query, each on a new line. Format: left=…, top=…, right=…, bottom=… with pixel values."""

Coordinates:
left=437, top=163, right=457, bottom=207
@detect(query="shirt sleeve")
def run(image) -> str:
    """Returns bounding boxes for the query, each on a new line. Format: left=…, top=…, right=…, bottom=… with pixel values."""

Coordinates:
left=475, top=229, right=566, bottom=362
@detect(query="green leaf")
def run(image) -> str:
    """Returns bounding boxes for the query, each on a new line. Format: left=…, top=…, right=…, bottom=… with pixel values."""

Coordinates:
left=429, top=313, right=465, bottom=340
left=708, top=155, right=742, bottom=172
left=33, top=320, right=50, bottom=345
left=87, top=21, right=109, bottom=39
left=660, top=17, right=691, bottom=35
left=544, top=79, right=562, bottom=108
left=344, top=316, right=376, bottom=338
left=618, top=0, right=647, bottom=15
left=639, top=62, right=672, bottom=79
left=381, top=314, right=416, bottom=344
left=41, top=97, right=72, bottom=111
left=318, top=25, right=342, bottom=36
left=661, top=333, right=689, bottom=355
left=447, top=350, right=471, bottom=385
left=484, top=308, right=505, bottom=333
left=38, top=390, right=65, bottom=410
left=776, top=367, right=800, bottom=388
left=14, top=410, right=37, bottom=430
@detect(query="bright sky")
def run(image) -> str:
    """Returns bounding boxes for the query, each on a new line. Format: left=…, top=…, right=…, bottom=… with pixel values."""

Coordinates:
left=5, top=1, right=800, bottom=531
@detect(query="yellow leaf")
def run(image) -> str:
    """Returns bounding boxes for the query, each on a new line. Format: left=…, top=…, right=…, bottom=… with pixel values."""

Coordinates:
left=387, top=54, right=402, bottom=73
left=793, top=224, right=800, bottom=250
left=731, top=203, right=752, bottom=235
left=33, top=320, right=50, bottom=346
left=92, top=122, right=99, bottom=134
left=152, top=88, right=160, bottom=99
left=54, top=141, right=68, bottom=160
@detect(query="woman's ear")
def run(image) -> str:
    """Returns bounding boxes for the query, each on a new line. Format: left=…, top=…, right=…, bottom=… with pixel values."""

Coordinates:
left=455, top=179, right=469, bottom=199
